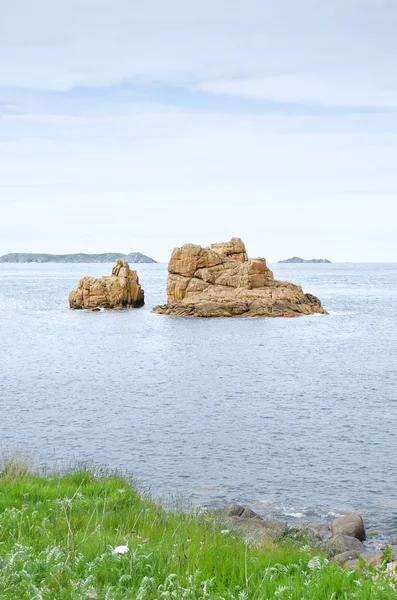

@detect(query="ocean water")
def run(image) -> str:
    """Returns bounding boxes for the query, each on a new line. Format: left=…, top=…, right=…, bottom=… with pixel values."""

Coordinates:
left=1, top=262, right=396, bottom=547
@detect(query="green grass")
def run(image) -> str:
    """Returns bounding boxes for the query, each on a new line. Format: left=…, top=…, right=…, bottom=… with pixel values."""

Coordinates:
left=0, top=461, right=396, bottom=599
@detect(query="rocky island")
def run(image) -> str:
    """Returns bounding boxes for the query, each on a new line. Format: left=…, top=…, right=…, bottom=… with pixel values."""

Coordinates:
left=279, top=257, right=331, bottom=264
left=153, top=238, right=327, bottom=318
left=0, top=252, right=156, bottom=263
left=69, top=260, right=144, bottom=310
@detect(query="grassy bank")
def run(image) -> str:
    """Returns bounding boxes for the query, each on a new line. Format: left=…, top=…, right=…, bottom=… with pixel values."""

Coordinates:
left=0, top=460, right=396, bottom=599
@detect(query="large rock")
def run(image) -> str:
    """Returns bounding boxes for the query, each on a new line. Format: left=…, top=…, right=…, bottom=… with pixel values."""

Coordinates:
left=327, top=534, right=365, bottom=556
left=332, top=514, right=366, bottom=541
left=69, top=260, right=144, bottom=310
left=212, top=504, right=288, bottom=543
left=152, top=238, right=327, bottom=318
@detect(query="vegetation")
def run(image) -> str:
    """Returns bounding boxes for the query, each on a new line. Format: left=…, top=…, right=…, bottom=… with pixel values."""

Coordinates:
left=0, top=252, right=157, bottom=263
left=0, top=460, right=396, bottom=599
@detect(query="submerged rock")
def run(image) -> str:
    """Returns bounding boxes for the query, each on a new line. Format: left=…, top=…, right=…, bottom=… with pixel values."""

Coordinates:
left=153, top=238, right=327, bottom=318
left=69, top=260, right=144, bottom=310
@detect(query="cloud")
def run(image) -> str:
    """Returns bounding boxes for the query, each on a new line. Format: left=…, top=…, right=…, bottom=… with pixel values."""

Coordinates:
left=1, top=104, right=396, bottom=260
left=0, top=0, right=396, bottom=260
left=1, top=0, right=397, bottom=105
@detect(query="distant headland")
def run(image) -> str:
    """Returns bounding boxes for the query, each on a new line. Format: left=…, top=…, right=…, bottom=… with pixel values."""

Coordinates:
left=0, top=252, right=157, bottom=264
left=278, top=257, right=331, bottom=264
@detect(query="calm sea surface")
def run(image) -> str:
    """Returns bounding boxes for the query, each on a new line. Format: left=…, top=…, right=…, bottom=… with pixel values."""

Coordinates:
left=1, top=262, right=396, bottom=546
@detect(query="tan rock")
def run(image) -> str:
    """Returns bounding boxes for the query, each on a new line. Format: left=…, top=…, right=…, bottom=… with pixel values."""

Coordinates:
left=153, top=238, right=327, bottom=318
left=69, top=260, right=144, bottom=310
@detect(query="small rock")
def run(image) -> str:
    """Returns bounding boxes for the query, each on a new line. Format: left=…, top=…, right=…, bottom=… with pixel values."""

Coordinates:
left=327, top=534, right=365, bottom=555
left=227, top=516, right=288, bottom=542
left=223, top=504, right=245, bottom=517
left=332, top=514, right=366, bottom=541
left=359, top=551, right=383, bottom=566
left=344, top=558, right=360, bottom=569
left=223, top=504, right=262, bottom=520
left=334, top=550, right=362, bottom=565
left=306, top=524, right=332, bottom=542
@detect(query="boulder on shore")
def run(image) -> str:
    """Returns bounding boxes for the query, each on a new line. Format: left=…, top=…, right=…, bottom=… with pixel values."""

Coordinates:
left=152, top=238, right=327, bottom=318
left=327, top=534, right=365, bottom=556
left=214, top=504, right=288, bottom=542
left=69, top=260, right=144, bottom=310
left=332, top=514, right=366, bottom=541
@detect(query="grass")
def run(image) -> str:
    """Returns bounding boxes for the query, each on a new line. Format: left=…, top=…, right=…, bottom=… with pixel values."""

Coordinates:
left=0, top=461, right=396, bottom=599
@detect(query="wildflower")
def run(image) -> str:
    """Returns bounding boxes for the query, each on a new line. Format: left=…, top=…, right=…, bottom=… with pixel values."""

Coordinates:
left=113, top=545, right=129, bottom=554
left=221, top=529, right=230, bottom=534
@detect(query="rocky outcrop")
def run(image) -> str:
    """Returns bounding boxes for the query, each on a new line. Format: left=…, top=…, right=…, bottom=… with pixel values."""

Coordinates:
left=215, top=504, right=397, bottom=572
left=216, top=504, right=288, bottom=542
left=327, top=514, right=368, bottom=566
left=153, top=238, right=327, bottom=318
left=69, top=261, right=144, bottom=310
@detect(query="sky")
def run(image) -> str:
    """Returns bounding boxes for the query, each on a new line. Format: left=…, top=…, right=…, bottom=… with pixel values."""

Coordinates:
left=1, top=0, right=396, bottom=262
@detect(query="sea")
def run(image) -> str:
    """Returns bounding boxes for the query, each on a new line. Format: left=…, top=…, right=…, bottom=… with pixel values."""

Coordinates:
left=1, top=262, right=396, bottom=548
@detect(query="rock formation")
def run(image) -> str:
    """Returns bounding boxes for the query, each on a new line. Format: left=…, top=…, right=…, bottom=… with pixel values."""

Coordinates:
left=69, top=260, right=144, bottom=310
left=152, top=238, right=327, bottom=318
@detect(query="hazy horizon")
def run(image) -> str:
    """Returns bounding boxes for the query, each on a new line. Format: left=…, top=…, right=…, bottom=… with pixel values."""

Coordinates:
left=1, top=248, right=397, bottom=264
left=1, top=1, right=396, bottom=262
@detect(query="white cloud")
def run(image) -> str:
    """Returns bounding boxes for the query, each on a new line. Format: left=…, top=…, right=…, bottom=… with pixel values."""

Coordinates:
left=1, top=106, right=396, bottom=260
left=1, top=0, right=396, bottom=106
left=1, top=1, right=396, bottom=260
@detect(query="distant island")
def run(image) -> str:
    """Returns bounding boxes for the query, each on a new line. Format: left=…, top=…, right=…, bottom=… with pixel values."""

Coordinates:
left=0, top=252, right=157, bottom=264
left=278, top=257, right=331, bottom=264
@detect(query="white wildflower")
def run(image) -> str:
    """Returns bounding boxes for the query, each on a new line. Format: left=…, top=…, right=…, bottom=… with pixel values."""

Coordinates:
left=307, top=556, right=322, bottom=571
left=113, top=545, right=129, bottom=554
left=274, top=586, right=289, bottom=597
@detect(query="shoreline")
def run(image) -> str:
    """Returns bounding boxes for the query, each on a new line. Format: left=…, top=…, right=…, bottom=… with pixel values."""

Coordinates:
left=1, top=461, right=397, bottom=598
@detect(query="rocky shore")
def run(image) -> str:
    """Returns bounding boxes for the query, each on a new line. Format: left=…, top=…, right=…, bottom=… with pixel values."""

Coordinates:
left=153, top=238, right=327, bottom=317
left=3, top=466, right=397, bottom=598
left=215, top=503, right=397, bottom=570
